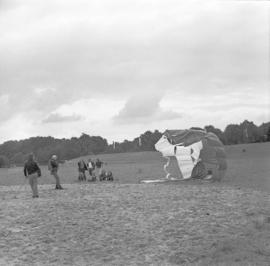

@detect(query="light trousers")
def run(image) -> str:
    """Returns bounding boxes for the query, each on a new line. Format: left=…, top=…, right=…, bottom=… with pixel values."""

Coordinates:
left=51, top=171, right=61, bottom=186
left=28, top=173, right=38, bottom=197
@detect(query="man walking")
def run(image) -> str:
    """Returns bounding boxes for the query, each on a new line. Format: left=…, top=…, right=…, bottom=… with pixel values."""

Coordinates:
left=48, top=155, right=64, bottom=189
left=24, top=153, right=41, bottom=198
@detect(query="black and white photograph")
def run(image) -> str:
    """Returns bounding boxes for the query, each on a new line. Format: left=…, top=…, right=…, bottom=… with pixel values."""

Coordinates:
left=0, top=0, right=269, bottom=265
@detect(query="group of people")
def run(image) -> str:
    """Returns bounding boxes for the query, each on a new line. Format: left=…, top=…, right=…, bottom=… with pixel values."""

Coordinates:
left=23, top=153, right=64, bottom=198
left=23, top=153, right=113, bottom=198
left=77, top=158, right=113, bottom=182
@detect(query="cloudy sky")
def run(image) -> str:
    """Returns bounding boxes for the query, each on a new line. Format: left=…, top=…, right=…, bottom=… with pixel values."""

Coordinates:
left=0, top=0, right=269, bottom=144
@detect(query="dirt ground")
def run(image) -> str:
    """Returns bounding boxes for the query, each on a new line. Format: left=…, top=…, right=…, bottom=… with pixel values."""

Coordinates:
left=0, top=183, right=270, bottom=266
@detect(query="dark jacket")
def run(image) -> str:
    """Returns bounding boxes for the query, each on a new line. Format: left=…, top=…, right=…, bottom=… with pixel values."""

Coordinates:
left=48, top=159, right=58, bottom=172
left=24, top=161, right=41, bottom=177
left=78, top=160, right=87, bottom=172
left=95, top=160, right=103, bottom=168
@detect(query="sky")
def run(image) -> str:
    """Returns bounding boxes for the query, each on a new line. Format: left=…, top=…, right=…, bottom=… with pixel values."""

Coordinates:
left=0, top=0, right=269, bottom=144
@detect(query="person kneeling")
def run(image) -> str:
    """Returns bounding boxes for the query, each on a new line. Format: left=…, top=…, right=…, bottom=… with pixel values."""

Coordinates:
left=105, top=171, right=114, bottom=181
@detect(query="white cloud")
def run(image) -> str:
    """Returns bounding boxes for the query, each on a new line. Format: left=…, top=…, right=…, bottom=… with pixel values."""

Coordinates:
left=114, top=93, right=182, bottom=124
left=34, top=87, right=56, bottom=96
left=42, top=113, right=83, bottom=123
left=0, top=0, right=268, bottom=143
left=0, top=94, right=9, bottom=105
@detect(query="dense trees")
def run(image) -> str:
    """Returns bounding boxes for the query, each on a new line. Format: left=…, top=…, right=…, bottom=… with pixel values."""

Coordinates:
left=221, top=120, right=268, bottom=144
left=0, top=120, right=269, bottom=167
left=0, top=134, right=108, bottom=166
left=105, top=130, right=162, bottom=153
left=0, top=155, right=10, bottom=168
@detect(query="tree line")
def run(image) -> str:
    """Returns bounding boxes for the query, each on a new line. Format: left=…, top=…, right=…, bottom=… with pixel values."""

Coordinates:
left=0, top=120, right=269, bottom=167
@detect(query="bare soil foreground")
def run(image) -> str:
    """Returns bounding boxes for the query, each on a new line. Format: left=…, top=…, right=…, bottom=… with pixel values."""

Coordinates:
left=0, top=182, right=270, bottom=266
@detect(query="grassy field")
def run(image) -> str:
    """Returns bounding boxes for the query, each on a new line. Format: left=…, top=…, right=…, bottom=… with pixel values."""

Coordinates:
left=0, top=142, right=270, bottom=265
left=1, top=142, right=270, bottom=191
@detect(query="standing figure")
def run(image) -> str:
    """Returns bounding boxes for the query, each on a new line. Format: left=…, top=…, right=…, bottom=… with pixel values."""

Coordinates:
left=95, top=158, right=104, bottom=179
left=87, top=158, right=96, bottom=181
left=48, top=155, right=64, bottom=189
left=78, top=159, right=87, bottom=181
left=24, top=153, right=41, bottom=198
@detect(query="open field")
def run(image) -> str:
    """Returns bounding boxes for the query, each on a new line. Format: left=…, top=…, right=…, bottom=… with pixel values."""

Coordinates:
left=0, top=142, right=270, bottom=265
left=1, top=142, right=270, bottom=191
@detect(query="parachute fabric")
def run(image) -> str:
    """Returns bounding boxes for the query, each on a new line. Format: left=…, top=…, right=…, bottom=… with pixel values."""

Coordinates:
left=155, top=129, right=227, bottom=181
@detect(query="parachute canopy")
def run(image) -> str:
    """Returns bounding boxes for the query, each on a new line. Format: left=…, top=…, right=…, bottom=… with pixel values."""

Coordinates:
left=155, top=129, right=227, bottom=181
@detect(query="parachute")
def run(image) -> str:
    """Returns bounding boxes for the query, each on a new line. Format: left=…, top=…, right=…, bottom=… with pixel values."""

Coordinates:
left=155, top=128, right=227, bottom=181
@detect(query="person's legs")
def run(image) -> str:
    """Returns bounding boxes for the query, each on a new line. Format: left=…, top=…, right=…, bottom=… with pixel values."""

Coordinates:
left=52, top=171, right=63, bottom=189
left=28, top=175, right=34, bottom=195
left=32, top=174, right=38, bottom=197
left=28, top=174, right=38, bottom=197
left=98, top=168, right=102, bottom=177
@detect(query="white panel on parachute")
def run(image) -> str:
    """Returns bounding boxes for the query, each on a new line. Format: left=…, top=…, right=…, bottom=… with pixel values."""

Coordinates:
left=174, top=146, right=193, bottom=179
left=174, top=141, right=203, bottom=179
left=155, top=135, right=203, bottom=180
left=154, top=135, right=175, bottom=157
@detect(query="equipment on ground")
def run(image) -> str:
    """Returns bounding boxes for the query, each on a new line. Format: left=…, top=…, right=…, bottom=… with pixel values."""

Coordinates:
left=153, top=128, right=227, bottom=182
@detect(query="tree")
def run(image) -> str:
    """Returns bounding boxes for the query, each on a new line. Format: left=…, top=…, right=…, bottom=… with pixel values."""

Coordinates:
left=0, top=155, right=10, bottom=168
left=224, top=124, right=242, bottom=145
left=11, top=152, right=25, bottom=165
left=267, top=127, right=270, bottom=141
left=204, top=125, right=225, bottom=144
left=239, top=120, right=260, bottom=143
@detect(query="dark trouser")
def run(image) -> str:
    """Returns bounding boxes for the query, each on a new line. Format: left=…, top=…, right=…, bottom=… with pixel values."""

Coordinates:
left=28, top=173, right=38, bottom=197
left=51, top=171, right=61, bottom=186
left=78, top=170, right=86, bottom=181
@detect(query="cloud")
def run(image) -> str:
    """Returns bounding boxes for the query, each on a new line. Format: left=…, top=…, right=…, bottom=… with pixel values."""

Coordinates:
left=34, top=87, right=56, bottom=96
left=114, top=93, right=182, bottom=124
left=0, top=0, right=268, bottom=143
left=0, top=94, right=9, bottom=105
left=43, top=113, right=83, bottom=123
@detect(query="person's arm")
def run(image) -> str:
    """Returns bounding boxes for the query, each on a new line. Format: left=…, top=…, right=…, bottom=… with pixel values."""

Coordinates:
left=35, top=162, right=41, bottom=177
left=23, top=163, right=27, bottom=177
left=48, top=160, right=52, bottom=171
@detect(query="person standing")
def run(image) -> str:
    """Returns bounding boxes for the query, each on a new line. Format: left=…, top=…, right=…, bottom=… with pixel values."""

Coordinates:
left=95, top=158, right=104, bottom=179
left=23, top=153, right=41, bottom=198
left=48, top=155, right=63, bottom=189
left=78, top=159, right=87, bottom=181
left=87, top=158, right=95, bottom=181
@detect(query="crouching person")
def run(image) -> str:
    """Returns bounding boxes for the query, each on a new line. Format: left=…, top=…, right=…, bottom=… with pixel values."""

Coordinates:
left=99, top=170, right=114, bottom=181
left=99, top=169, right=106, bottom=181
left=23, top=153, right=41, bottom=198
left=105, top=171, right=114, bottom=181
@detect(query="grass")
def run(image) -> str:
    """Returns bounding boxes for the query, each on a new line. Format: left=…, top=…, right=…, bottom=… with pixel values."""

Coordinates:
left=0, top=142, right=270, bottom=265
left=1, top=142, right=270, bottom=191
